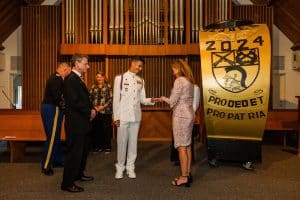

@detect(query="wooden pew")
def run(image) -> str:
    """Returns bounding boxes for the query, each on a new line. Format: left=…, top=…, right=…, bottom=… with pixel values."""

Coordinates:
left=265, top=110, right=299, bottom=156
left=0, top=110, right=65, bottom=162
left=1, top=109, right=299, bottom=162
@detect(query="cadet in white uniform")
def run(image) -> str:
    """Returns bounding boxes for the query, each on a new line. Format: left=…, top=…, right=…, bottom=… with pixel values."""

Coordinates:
left=113, top=56, right=155, bottom=179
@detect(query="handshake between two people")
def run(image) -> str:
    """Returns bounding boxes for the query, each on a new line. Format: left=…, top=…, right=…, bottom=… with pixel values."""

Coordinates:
left=151, top=97, right=166, bottom=103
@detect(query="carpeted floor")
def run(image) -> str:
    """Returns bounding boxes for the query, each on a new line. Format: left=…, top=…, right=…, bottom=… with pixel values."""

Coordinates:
left=0, top=140, right=299, bottom=200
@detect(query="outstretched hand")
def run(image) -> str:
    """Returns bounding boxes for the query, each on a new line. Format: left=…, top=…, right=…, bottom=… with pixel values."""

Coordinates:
left=151, top=97, right=164, bottom=102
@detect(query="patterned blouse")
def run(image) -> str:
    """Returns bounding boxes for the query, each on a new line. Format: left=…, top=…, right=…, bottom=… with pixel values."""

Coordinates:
left=90, top=83, right=113, bottom=114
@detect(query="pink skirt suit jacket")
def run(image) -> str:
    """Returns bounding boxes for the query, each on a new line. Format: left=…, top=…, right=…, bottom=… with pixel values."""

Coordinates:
left=162, top=77, right=195, bottom=148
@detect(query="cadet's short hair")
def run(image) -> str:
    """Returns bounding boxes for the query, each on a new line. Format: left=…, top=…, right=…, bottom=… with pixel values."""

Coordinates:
left=58, top=62, right=71, bottom=69
left=130, top=56, right=145, bottom=65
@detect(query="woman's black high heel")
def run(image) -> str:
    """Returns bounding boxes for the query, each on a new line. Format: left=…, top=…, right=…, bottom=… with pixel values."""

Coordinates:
left=172, top=176, right=190, bottom=187
left=188, top=173, right=193, bottom=183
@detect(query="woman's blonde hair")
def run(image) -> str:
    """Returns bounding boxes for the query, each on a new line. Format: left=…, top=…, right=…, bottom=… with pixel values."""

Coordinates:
left=171, top=59, right=195, bottom=84
left=95, top=71, right=108, bottom=84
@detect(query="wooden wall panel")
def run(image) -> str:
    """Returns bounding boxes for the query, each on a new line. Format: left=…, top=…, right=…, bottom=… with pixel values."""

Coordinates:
left=232, top=5, right=273, bottom=31
left=188, top=56, right=201, bottom=87
left=86, top=56, right=106, bottom=88
left=203, top=0, right=232, bottom=27
left=22, top=6, right=61, bottom=110
left=106, top=56, right=188, bottom=109
left=142, top=56, right=178, bottom=109
left=139, top=111, right=172, bottom=140
left=107, top=56, right=130, bottom=85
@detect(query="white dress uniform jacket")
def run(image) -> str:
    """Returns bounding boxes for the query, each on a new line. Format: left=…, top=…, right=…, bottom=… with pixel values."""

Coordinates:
left=193, top=84, right=200, bottom=112
left=113, top=71, right=154, bottom=122
left=113, top=71, right=154, bottom=176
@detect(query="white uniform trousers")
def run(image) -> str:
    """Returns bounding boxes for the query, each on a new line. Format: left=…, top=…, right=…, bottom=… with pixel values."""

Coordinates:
left=116, top=121, right=140, bottom=171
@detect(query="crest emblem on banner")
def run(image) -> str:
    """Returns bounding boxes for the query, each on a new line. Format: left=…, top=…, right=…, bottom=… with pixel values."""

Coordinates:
left=212, top=48, right=260, bottom=93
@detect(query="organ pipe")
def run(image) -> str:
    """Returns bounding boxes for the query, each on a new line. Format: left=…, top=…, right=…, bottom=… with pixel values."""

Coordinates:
left=157, top=0, right=160, bottom=44
left=131, top=0, right=160, bottom=44
left=191, top=0, right=195, bottom=42
left=138, top=0, right=142, bottom=44
left=170, top=0, right=173, bottom=43
left=63, top=0, right=232, bottom=45
left=151, top=0, right=155, bottom=43
left=109, top=0, right=114, bottom=43
left=134, top=0, right=137, bottom=43
left=174, top=0, right=178, bottom=43
left=71, top=0, right=74, bottom=43
left=65, top=0, right=69, bottom=43
left=90, top=0, right=94, bottom=42
left=120, top=0, right=124, bottom=43
left=179, top=0, right=184, bottom=44
left=99, top=0, right=103, bottom=43
left=115, top=0, right=120, bottom=43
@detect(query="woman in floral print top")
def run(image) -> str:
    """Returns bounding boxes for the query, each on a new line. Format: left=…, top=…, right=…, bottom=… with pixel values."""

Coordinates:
left=89, top=71, right=113, bottom=153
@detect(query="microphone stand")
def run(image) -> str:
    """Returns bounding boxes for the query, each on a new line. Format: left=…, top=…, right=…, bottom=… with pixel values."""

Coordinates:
left=1, top=90, right=16, bottom=109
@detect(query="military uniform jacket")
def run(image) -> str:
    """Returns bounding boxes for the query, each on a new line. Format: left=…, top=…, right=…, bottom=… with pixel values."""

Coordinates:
left=42, top=72, right=64, bottom=107
left=113, top=71, right=154, bottom=122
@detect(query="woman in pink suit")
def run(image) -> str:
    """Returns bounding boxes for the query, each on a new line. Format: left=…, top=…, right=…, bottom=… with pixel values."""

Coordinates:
left=159, top=59, right=195, bottom=187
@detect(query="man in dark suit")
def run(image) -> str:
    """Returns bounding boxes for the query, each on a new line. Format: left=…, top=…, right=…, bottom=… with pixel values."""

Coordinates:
left=61, top=54, right=96, bottom=193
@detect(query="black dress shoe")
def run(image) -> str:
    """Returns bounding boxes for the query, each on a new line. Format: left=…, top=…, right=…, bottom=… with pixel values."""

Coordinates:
left=42, top=168, right=54, bottom=176
left=61, top=184, right=84, bottom=193
left=79, top=175, right=94, bottom=182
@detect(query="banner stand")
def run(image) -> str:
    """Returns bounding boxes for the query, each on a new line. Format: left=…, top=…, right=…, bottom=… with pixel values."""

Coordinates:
left=199, top=20, right=271, bottom=164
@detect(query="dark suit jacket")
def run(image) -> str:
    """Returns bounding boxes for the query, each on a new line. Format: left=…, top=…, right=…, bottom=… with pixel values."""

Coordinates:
left=63, top=71, right=93, bottom=136
left=62, top=71, right=93, bottom=187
